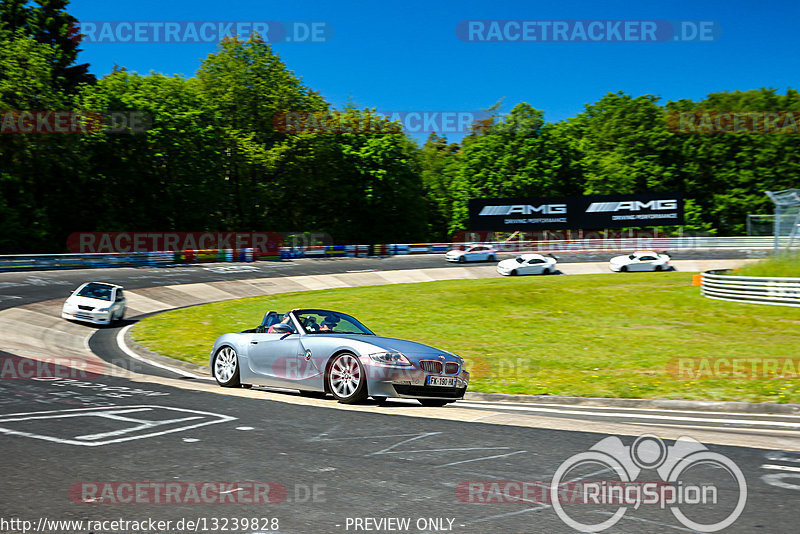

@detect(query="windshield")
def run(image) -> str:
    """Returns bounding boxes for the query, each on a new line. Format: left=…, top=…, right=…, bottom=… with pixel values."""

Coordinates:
left=294, top=310, right=374, bottom=335
left=515, top=257, right=525, bottom=263
left=76, top=283, right=113, bottom=301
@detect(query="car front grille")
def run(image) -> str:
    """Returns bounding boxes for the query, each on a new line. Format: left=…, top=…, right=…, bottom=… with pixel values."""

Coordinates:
left=393, top=385, right=467, bottom=399
left=444, top=362, right=459, bottom=374
left=74, top=313, right=93, bottom=320
left=419, top=360, right=443, bottom=374
left=78, top=305, right=94, bottom=311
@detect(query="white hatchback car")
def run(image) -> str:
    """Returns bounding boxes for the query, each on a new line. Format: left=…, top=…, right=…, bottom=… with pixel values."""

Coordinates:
left=497, top=254, right=557, bottom=276
left=609, top=251, right=671, bottom=272
left=62, top=282, right=126, bottom=325
left=445, top=245, right=498, bottom=263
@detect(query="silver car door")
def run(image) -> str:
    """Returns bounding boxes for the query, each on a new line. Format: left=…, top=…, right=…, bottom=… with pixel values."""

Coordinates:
left=247, top=332, right=305, bottom=386
left=294, top=336, right=325, bottom=382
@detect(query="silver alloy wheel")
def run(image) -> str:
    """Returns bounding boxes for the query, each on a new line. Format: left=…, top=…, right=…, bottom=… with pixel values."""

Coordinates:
left=330, top=354, right=362, bottom=398
left=214, top=346, right=239, bottom=386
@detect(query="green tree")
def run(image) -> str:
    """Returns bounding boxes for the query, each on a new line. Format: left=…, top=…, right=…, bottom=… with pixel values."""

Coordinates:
left=0, top=0, right=92, bottom=92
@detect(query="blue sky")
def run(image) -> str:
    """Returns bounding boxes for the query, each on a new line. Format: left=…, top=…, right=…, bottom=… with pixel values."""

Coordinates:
left=69, top=0, right=799, bottom=142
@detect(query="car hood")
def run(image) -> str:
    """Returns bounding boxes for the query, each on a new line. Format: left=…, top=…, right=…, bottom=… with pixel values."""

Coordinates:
left=445, top=250, right=464, bottom=256
left=497, top=259, right=522, bottom=268
left=610, top=255, right=630, bottom=264
left=65, top=296, right=111, bottom=307
left=318, top=334, right=451, bottom=357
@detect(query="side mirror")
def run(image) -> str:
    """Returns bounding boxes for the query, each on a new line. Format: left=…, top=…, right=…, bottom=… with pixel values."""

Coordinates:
left=271, top=323, right=294, bottom=334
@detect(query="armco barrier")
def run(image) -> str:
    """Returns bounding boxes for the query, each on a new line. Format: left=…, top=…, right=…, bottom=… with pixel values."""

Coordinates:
left=0, top=236, right=796, bottom=272
left=0, top=251, right=174, bottom=272
left=701, top=270, right=800, bottom=307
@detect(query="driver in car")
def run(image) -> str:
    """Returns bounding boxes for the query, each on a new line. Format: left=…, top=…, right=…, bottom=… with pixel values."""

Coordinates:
left=268, top=311, right=297, bottom=333
left=320, top=317, right=338, bottom=332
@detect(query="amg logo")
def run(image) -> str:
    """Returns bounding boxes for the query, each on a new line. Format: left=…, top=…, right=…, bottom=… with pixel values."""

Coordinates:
left=479, top=204, right=567, bottom=216
left=586, top=200, right=678, bottom=213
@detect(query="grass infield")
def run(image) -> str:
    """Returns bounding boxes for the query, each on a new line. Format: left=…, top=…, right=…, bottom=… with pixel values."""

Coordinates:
left=735, top=251, right=800, bottom=278
left=131, top=272, right=800, bottom=403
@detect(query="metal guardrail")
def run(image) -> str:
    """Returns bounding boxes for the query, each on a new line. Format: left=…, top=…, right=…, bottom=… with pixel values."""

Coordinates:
left=0, top=236, right=796, bottom=273
left=701, top=270, right=800, bottom=307
left=0, top=251, right=175, bottom=272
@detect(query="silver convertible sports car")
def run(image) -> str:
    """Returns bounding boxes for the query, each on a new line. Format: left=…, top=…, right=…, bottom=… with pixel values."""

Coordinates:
left=209, top=309, right=469, bottom=406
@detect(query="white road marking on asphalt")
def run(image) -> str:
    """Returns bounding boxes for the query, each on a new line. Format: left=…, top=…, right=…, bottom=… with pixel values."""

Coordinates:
left=236, top=426, right=254, bottom=430
left=455, top=402, right=800, bottom=428
left=370, top=432, right=442, bottom=455
left=766, top=451, right=800, bottom=463
left=0, top=405, right=236, bottom=446
left=75, top=415, right=205, bottom=441
left=762, top=473, right=800, bottom=491
left=462, top=399, right=800, bottom=418
left=0, top=282, right=25, bottom=289
left=434, top=450, right=527, bottom=468
left=379, top=446, right=511, bottom=455
left=116, top=325, right=213, bottom=380
left=761, top=464, right=800, bottom=472
left=312, top=432, right=425, bottom=442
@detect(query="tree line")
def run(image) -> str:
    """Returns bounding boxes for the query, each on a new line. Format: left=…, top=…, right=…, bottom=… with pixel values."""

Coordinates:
left=1, top=1, right=798, bottom=253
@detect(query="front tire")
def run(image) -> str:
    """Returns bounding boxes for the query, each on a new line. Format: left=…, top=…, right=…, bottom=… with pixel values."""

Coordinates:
left=458, top=256, right=466, bottom=263
left=327, top=352, right=368, bottom=404
left=213, top=346, right=241, bottom=387
left=510, top=269, right=518, bottom=276
left=620, top=265, right=628, bottom=272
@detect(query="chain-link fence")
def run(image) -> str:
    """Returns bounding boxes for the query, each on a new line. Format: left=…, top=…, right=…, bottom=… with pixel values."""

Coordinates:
left=765, top=189, right=800, bottom=252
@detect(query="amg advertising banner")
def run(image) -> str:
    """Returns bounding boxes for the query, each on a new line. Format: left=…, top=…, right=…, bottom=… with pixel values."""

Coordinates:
left=469, top=193, right=684, bottom=230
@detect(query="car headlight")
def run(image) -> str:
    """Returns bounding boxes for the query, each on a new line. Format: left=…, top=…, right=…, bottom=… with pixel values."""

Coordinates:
left=369, top=352, right=412, bottom=366
left=97, top=307, right=110, bottom=312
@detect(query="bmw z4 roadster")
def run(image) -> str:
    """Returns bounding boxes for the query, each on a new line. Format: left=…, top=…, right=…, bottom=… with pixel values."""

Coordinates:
left=209, top=309, right=469, bottom=406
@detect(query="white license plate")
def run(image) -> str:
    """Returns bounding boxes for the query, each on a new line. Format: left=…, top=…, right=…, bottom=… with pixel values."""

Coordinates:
left=427, top=376, right=456, bottom=387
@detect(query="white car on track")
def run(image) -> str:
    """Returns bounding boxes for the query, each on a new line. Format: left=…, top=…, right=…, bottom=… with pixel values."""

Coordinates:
left=445, top=244, right=498, bottom=263
left=497, top=254, right=557, bottom=276
left=61, top=282, right=126, bottom=325
left=609, top=251, right=671, bottom=272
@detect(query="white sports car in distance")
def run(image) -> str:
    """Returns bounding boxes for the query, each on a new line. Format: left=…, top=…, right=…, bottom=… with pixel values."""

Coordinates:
left=609, top=251, right=671, bottom=272
left=445, top=245, right=498, bottom=263
left=497, top=254, right=557, bottom=276
left=62, top=282, right=127, bottom=325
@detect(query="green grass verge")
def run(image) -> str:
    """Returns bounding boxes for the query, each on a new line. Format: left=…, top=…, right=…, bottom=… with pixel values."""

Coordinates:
left=131, top=272, right=800, bottom=403
left=736, top=251, right=800, bottom=278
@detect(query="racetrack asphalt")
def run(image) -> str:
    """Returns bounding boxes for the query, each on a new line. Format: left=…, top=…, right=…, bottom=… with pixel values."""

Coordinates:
left=1, top=252, right=798, bottom=533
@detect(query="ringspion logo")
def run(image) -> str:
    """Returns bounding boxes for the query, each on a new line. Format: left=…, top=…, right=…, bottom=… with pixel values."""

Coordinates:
left=550, top=434, right=746, bottom=532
